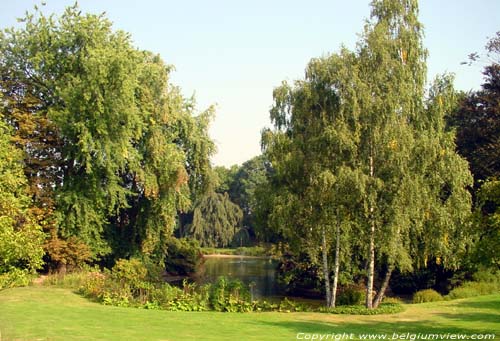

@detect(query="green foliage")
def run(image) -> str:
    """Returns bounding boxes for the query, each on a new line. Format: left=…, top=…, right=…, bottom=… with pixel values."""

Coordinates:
left=382, top=297, right=405, bottom=304
left=214, top=165, right=239, bottom=194
left=230, top=156, right=272, bottom=235
left=0, top=118, right=45, bottom=278
left=262, top=0, right=472, bottom=308
left=447, top=282, right=500, bottom=300
left=234, top=246, right=267, bottom=256
left=110, top=259, right=148, bottom=288
left=0, top=4, right=215, bottom=265
left=446, top=268, right=500, bottom=300
left=319, top=303, right=405, bottom=315
left=276, top=253, right=323, bottom=297
left=39, top=266, right=406, bottom=315
left=472, top=267, right=500, bottom=283
left=190, top=192, right=243, bottom=247
left=470, top=180, right=500, bottom=266
left=232, top=227, right=251, bottom=247
left=200, top=245, right=270, bottom=257
left=0, top=268, right=32, bottom=290
left=449, top=33, right=500, bottom=270
left=337, top=286, right=365, bottom=306
left=211, top=156, right=274, bottom=245
left=450, top=62, right=500, bottom=184
left=412, top=289, right=443, bottom=303
left=209, top=276, right=251, bottom=312
left=43, top=269, right=98, bottom=289
left=44, top=236, right=92, bottom=272
left=164, top=237, right=202, bottom=275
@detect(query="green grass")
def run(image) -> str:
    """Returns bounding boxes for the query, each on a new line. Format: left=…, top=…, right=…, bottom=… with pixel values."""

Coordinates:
left=0, top=287, right=499, bottom=340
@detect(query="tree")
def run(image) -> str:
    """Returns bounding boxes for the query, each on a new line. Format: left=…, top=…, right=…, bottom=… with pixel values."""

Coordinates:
left=450, top=63, right=500, bottom=184
left=229, top=155, right=271, bottom=237
left=451, top=31, right=500, bottom=196
left=0, top=4, right=214, bottom=265
left=189, top=191, right=243, bottom=248
left=263, top=0, right=472, bottom=309
left=263, top=51, right=363, bottom=307
left=450, top=32, right=500, bottom=268
left=0, top=114, right=44, bottom=277
left=470, top=179, right=500, bottom=266
left=214, top=165, right=239, bottom=194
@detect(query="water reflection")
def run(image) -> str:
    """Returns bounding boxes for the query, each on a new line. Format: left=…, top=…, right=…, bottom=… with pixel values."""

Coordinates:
left=197, top=256, right=280, bottom=299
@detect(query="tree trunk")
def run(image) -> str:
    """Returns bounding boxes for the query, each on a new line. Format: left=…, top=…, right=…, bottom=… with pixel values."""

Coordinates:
left=366, top=154, right=375, bottom=309
left=321, top=225, right=331, bottom=307
left=330, top=222, right=341, bottom=308
left=372, top=265, right=393, bottom=309
left=366, top=222, right=375, bottom=309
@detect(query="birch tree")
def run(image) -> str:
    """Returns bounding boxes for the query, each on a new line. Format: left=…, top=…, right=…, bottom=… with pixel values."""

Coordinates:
left=264, top=0, right=472, bottom=309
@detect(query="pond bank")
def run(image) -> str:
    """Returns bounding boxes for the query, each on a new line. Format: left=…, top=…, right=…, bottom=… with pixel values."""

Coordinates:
left=202, top=254, right=273, bottom=259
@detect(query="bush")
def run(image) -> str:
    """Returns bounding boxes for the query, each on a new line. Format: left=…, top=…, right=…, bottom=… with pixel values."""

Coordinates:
left=234, top=246, right=266, bottom=257
left=276, top=252, right=323, bottom=298
left=209, top=276, right=252, bottom=312
left=445, top=268, right=500, bottom=300
left=165, top=238, right=203, bottom=275
left=43, top=269, right=96, bottom=289
left=161, top=280, right=210, bottom=312
left=337, top=286, right=365, bottom=306
left=78, top=271, right=107, bottom=300
left=412, top=289, right=443, bottom=303
left=0, top=269, right=32, bottom=289
left=70, top=267, right=405, bottom=314
left=447, top=281, right=500, bottom=300
left=319, top=303, right=404, bottom=315
left=382, top=297, right=404, bottom=304
left=472, top=268, right=500, bottom=284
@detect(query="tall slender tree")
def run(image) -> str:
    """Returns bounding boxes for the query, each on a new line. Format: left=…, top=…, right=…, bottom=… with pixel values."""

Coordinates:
left=263, top=50, right=363, bottom=307
left=264, top=0, right=472, bottom=309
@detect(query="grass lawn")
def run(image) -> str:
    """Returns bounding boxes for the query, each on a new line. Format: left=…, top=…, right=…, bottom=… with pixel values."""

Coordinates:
left=0, top=287, right=499, bottom=340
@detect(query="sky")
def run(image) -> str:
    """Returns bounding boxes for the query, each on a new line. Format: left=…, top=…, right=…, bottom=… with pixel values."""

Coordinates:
left=1, top=1, right=499, bottom=167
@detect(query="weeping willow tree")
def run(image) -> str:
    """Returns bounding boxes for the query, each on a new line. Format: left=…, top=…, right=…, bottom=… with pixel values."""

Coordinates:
left=0, top=4, right=214, bottom=265
left=189, top=191, right=243, bottom=248
left=264, top=0, right=472, bottom=309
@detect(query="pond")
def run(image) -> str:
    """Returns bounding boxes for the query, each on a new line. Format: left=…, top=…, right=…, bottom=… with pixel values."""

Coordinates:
left=196, top=256, right=280, bottom=300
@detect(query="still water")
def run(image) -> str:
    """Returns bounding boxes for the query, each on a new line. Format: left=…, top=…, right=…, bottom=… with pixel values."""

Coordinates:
left=196, top=256, right=280, bottom=299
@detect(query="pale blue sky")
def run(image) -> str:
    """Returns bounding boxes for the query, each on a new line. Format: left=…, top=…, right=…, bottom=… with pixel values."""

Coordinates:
left=1, top=1, right=499, bottom=166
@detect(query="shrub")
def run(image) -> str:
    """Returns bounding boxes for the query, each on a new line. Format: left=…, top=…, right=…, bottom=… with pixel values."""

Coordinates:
left=472, top=268, right=500, bottom=284
left=69, top=267, right=405, bottom=314
left=0, top=268, right=32, bottom=289
left=44, top=236, right=92, bottom=273
left=447, top=281, right=500, bottom=300
left=319, top=303, right=404, bottom=315
left=337, top=286, right=365, bottom=306
left=165, top=238, right=203, bottom=275
left=78, top=271, right=107, bottom=300
left=276, top=252, right=323, bottom=298
left=209, top=276, right=252, bottom=312
left=412, top=289, right=443, bottom=303
left=382, top=296, right=404, bottom=304
left=42, top=266, right=108, bottom=289
left=234, top=246, right=266, bottom=257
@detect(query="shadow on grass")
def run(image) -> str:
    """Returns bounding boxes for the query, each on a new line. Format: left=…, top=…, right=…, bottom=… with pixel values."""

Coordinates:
left=451, top=298, right=500, bottom=312
left=437, top=312, right=500, bottom=324
left=256, top=319, right=493, bottom=337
